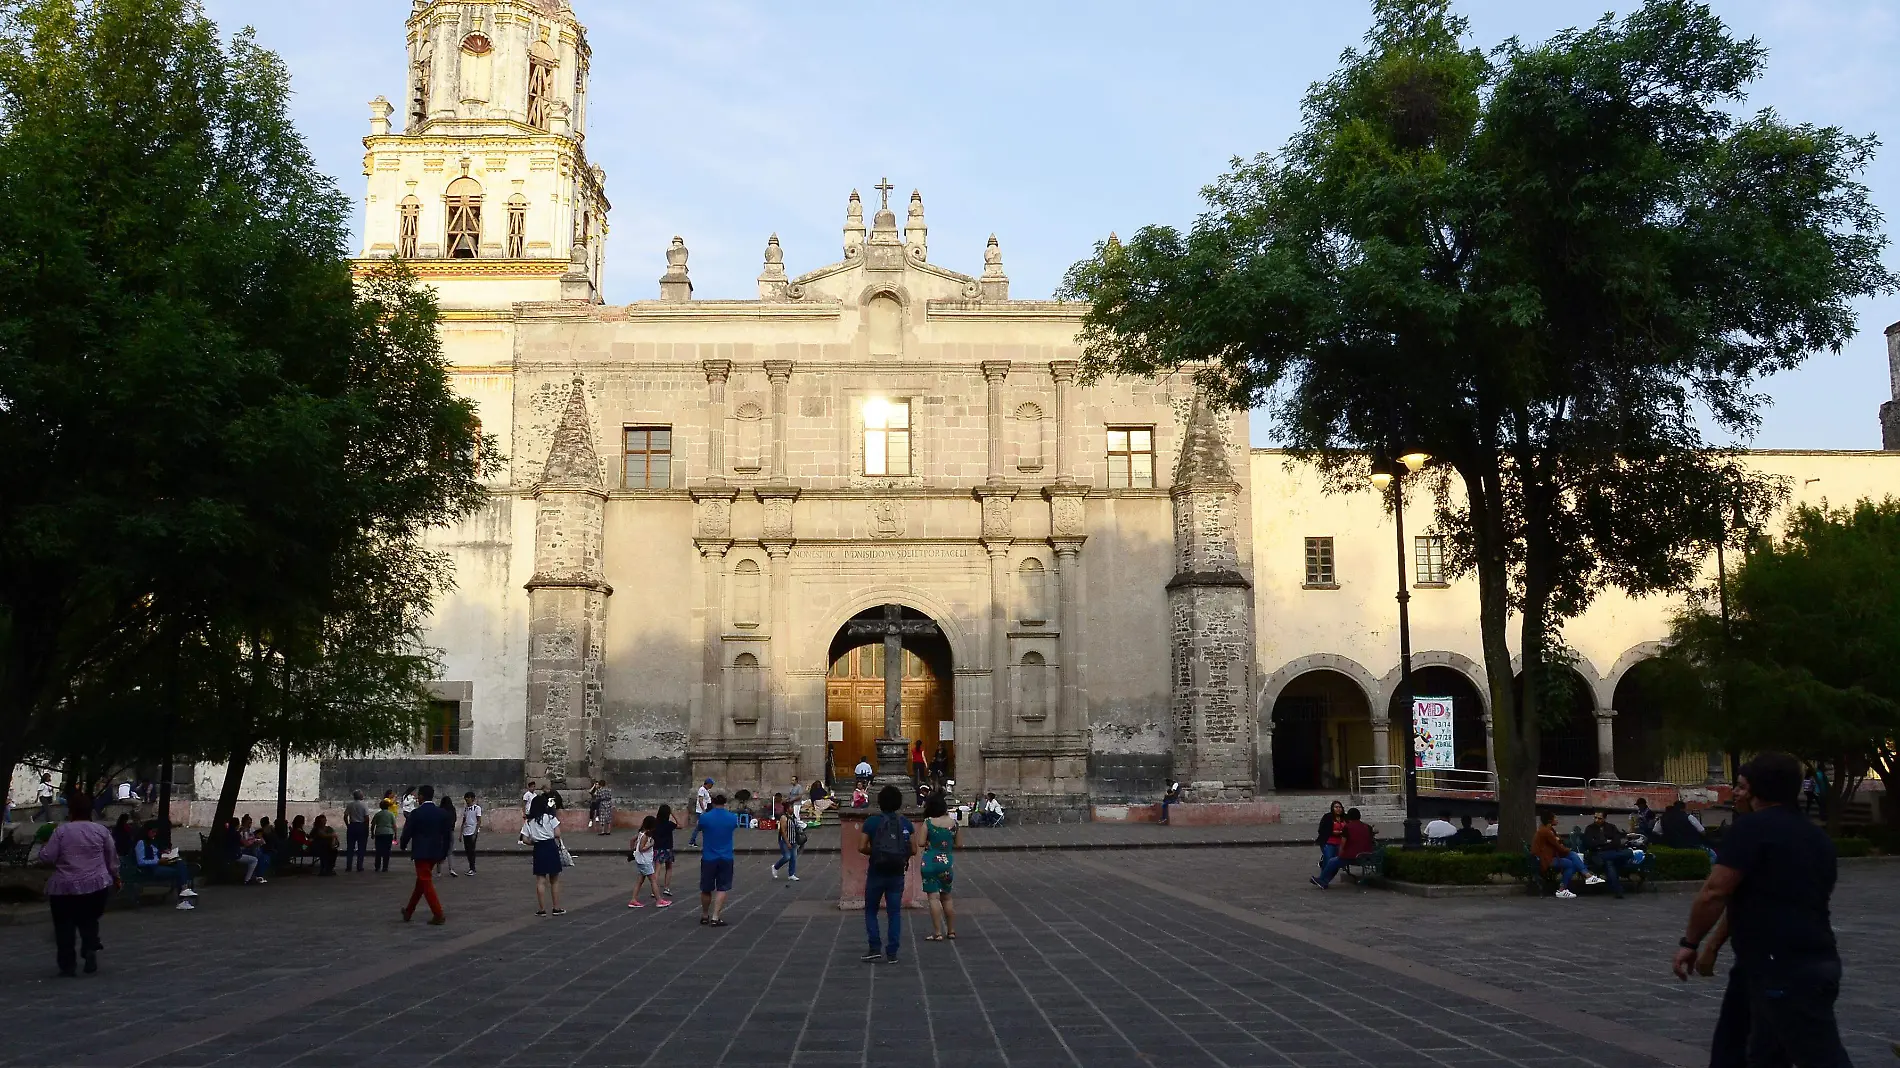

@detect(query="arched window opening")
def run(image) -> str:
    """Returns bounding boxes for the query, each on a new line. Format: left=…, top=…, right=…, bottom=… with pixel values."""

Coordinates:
left=866, top=293, right=903, bottom=355
left=444, top=175, right=483, bottom=259
left=526, top=41, right=557, bottom=130
left=733, top=558, right=761, bottom=628
left=507, top=195, right=527, bottom=257
left=732, top=652, right=762, bottom=725
left=1018, top=558, right=1048, bottom=625
left=1015, top=402, right=1044, bottom=471
left=409, top=60, right=430, bottom=130
left=398, top=196, right=421, bottom=258
left=1019, top=651, right=1048, bottom=720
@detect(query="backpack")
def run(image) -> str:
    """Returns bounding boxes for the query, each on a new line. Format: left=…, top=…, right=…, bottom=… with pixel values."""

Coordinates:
left=869, top=814, right=910, bottom=875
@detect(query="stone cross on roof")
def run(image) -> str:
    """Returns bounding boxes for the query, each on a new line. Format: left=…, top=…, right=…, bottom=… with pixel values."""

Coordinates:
left=874, top=176, right=894, bottom=210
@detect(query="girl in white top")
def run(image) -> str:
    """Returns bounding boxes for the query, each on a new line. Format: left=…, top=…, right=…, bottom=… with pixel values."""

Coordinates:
left=626, top=815, right=665, bottom=908
left=518, top=794, right=565, bottom=916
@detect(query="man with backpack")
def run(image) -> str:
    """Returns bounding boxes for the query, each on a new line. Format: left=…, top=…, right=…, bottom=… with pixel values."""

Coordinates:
left=858, top=785, right=917, bottom=963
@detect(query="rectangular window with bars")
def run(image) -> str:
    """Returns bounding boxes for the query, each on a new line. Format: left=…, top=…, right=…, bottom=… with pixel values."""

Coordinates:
left=1304, top=537, right=1336, bottom=587
left=1105, top=426, right=1155, bottom=488
left=623, top=426, right=672, bottom=488
left=1415, top=534, right=1447, bottom=586
left=424, top=699, right=460, bottom=755
left=863, top=399, right=912, bottom=476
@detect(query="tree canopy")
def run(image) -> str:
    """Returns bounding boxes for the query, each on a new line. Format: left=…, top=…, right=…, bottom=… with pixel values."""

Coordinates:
left=1062, top=0, right=1892, bottom=845
left=0, top=0, right=487, bottom=808
left=1658, top=499, right=1900, bottom=828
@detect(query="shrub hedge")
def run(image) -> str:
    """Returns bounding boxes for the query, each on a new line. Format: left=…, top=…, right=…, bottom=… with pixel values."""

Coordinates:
left=1378, top=846, right=1503, bottom=885
left=1830, top=836, right=1872, bottom=858
left=1646, top=846, right=1712, bottom=881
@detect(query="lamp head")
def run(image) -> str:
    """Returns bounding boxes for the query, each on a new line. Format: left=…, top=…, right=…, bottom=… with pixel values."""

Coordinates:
left=1368, top=454, right=1400, bottom=489
left=1399, top=450, right=1431, bottom=473
left=1369, top=470, right=1394, bottom=490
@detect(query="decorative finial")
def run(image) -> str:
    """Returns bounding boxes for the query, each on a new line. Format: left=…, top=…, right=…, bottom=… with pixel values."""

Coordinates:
left=758, top=233, right=788, bottom=300
left=659, top=236, right=692, bottom=302
left=844, top=190, right=866, bottom=259
left=904, top=189, right=927, bottom=262
left=980, top=234, right=1009, bottom=300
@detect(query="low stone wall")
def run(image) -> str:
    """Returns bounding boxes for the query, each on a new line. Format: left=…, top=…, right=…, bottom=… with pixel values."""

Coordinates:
left=1091, top=801, right=1282, bottom=826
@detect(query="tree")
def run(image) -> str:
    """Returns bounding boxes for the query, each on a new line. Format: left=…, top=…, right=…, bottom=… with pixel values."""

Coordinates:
left=1061, top=0, right=1892, bottom=846
left=0, top=0, right=487, bottom=803
left=1658, top=499, right=1900, bottom=831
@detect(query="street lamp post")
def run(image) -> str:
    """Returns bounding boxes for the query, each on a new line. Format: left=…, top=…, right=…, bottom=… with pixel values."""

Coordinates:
left=1371, top=450, right=1431, bottom=848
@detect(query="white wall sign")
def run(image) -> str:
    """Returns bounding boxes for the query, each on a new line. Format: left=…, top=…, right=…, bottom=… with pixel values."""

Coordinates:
left=938, top=721, right=955, bottom=741
left=1413, top=697, right=1455, bottom=769
left=827, top=720, right=844, bottom=742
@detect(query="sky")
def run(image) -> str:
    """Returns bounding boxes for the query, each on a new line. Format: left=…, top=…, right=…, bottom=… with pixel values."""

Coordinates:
left=201, top=0, right=1900, bottom=451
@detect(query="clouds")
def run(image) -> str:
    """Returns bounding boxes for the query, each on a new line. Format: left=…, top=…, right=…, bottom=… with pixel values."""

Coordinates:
left=201, top=0, right=1900, bottom=450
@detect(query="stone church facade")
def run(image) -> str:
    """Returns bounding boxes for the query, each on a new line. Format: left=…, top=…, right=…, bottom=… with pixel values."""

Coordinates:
left=212, top=0, right=1895, bottom=822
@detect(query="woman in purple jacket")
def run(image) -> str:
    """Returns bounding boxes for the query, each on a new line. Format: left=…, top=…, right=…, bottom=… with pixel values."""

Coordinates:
left=38, top=791, right=120, bottom=976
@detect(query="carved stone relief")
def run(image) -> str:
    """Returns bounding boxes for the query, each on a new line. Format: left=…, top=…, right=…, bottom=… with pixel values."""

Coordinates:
left=866, top=499, right=906, bottom=539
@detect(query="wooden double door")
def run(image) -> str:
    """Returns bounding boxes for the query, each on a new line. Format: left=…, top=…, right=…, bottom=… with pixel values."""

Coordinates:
left=826, top=642, right=952, bottom=784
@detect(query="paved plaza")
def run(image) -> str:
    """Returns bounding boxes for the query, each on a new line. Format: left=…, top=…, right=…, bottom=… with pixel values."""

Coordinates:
left=1, top=840, right=1893, bottom=1068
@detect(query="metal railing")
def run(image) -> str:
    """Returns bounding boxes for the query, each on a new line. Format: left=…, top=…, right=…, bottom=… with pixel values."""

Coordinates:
left=1351, top=767, right=1687, bottom=808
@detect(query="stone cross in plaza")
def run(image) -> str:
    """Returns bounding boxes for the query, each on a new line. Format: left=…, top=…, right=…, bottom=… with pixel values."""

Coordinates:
left=844, top=603, right=939, bottom=785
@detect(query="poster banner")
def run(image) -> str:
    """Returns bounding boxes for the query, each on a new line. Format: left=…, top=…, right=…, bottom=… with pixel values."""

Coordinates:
left=1413, top=697, right=1455, bottom=769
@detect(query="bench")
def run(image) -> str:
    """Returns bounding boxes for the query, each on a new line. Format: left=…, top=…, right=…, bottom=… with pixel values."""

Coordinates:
left=0, top=829, right=31, bottom=867
left=118, top=855, right=178, bottom=905
left=1345, top=840, right=1385, bottom=883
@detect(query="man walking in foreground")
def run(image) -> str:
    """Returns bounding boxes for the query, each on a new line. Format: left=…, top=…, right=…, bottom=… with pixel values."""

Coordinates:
left=859, top=784, right=917, bottom=963
left=398, top=785, right=453, bottom=925
left=1673, top=751, right=1848, bottom=1066
left=695, top=792, right=739, bottom=927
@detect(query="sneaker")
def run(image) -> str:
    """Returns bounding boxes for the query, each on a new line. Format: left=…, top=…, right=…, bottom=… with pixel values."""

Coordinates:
left=884, top=955, right=899, bottom=964
left=861, top=950, right=884, bottom=962
left=628, top=900, right=645, bottom=908
left=1584, top=874, right=1605, bottom=886
left=661, top=888, right=672, bottom=898
left=787, top=875, right=800, bottom=882
left=466, top=870, right=476, bottom=876
left=655, top=899, right=672, bottom=908
left=771, top=867, right=780, bottom=879
left=175, top=900, right=195, bottom=911
left=178, top=888, right=199, bottom=899
left=449, top=870, right=460, bottom=878
left=428, top=915, right=446, bottom=926
left=1310, top=876, right=1326, bottom=889
left=551, top=909, right=566, bottom=916
left=252, top=878, right=267, bottom=885
left=1555, top=889, right=1577, bottom=899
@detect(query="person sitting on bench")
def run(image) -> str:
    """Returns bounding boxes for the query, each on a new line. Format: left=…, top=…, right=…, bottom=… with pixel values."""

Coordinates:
left=1311, top=809, right=1374, bottom=889
left=1534, top=809, right=1602, bottom=899
left=134, top=824, right=198, bottom=909
left=1582, top=810, right=1635, bottom=900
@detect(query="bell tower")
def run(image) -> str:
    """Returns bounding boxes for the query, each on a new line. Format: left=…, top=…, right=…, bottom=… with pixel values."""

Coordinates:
left=357, top=0, right=608, bottom=308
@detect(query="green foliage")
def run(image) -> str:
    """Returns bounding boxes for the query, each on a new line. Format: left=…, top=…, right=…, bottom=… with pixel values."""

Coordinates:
left=1647, top=845, right=1713, bottom=881
left=1659, top=499, right=1900, bottom=827
left=0, top=0, right=486, bottom=796
left=1830, top=836, right=1871, bottom=859
left=1379, top=845, right=1503, bottom=884
left=1062, top=0, right=1893, bottom=848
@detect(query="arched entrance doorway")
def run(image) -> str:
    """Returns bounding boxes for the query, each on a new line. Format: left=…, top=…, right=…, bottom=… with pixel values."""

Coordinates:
left=825, top=605, right=953, bottom=785
left=1270, top=670, right=1374, bottom=791
left=1611, top=659, right=1669, bottom=783
left=1386, top=666, right=1489, bottom=771
left=1516, top=667, right=1598, bottom=780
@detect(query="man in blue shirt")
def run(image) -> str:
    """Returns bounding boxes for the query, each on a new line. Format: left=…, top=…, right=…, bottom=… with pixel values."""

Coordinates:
left=858, top=785, right=917, bottom=963
left=695, top=792, right=740, bottom=927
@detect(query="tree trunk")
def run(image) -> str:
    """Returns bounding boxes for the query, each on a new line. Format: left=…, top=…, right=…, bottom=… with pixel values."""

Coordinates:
left=209, top=739, right=254, bottom=849
left=1824, top=756, right=1845, bottom=837
left=1464, top=460, right=1537, bottom=850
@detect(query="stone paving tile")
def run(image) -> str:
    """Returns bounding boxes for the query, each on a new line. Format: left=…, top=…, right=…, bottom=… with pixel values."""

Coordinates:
left=0, top=846, right=1892, bottom=1067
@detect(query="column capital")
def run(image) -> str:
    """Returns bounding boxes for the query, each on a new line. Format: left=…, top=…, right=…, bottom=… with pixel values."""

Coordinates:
left=1049, top=536, right=1086, bottom=557
left=981, top=538, right=1013, bottom=555
left=694, top=539, right=731, bottom=558
left=763, top=359, right=795, bottom=382
left=701, top=359, right=731, bottom=383
left=762, top=540, right=794, bottom=559
left=1595, top=708, right=1618, bottom=721
left=980, top=359, right=1011, bottom=383
left=1049, top=359, right=1078, bottom=383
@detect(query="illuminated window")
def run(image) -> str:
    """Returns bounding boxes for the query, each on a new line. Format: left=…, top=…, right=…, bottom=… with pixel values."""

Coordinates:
left=1106, top=426, right=1154, bottom=489
left=863, top=398, right=911, bottom=477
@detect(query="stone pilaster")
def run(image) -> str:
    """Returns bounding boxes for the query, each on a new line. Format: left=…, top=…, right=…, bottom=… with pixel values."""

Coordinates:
left=1050, top=360, right=1077, bottom=484
left=689, top=487, right=737, bottom=741
left=703, top=359, right=730, bottom=483
left=1166, top=395, right=1256, bottom=800
left=1046, top=484, right=1088, bottom=734
left=981, top=360, right=1010, bottom=485
left=757, top=484, right=799, bottom=744
left=524, top=378, right=612, bottom=790
left=765, top=360, right=793, bottom=479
